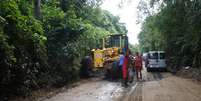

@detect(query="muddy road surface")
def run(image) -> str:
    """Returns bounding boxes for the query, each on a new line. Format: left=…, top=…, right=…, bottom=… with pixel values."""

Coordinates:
left=41, top=77, right=128, bottom=101
left=42, top=70, right=201, bottom=101
left=120, top=70, right=201, bottom=101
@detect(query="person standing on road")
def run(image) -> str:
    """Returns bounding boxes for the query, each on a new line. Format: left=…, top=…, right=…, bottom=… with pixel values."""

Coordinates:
left=80, top=56, right=92, bottom=78
left=134, top=52, right=143, bottom=81
left=118, top=51, right=124, bottom=79
left=122, top=48, right=131, bottom=86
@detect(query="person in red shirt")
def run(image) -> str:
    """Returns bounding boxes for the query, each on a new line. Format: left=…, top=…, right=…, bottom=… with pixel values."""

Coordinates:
left=122, top=48, right=131, bottom=86
left=122, top=52, right=129, bottom=86
left=134, top=52, right=143, bottom=80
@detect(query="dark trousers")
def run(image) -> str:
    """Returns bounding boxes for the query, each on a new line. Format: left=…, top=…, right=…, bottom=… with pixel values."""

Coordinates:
left=136, top=68, right=142, bottom=80
left=118, top=65, right=122, bottom=79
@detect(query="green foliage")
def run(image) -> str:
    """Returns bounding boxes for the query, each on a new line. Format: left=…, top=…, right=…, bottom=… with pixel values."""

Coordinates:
left=0, top=0, right=127, bottom=98
left=0, top=0, right=48, bottom=97
left=129, top=44, right=140, bottom=54
left=138, top=15, right=165, bottom=52
left=138, top=0, right=201, bottom=68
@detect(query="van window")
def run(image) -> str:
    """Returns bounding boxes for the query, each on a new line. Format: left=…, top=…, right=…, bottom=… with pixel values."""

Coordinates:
left=149, top=53, right=158, bottom=59
left=159, top=53, right=165, bottom=59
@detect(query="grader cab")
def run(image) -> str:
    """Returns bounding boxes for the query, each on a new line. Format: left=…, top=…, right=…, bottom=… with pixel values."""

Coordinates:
left=92, top=34, right=129, bottom=69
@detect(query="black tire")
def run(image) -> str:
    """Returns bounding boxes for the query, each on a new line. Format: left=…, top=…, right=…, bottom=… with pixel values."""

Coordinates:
left=147, top=68, right=151, bottom=72
left=163, top=68, right=167, bottom=72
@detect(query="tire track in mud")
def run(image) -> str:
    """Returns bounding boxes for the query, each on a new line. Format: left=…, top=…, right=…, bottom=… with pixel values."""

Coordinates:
left=127, top=71, right=163, bottom=101
left=128, top=83, right=142, bottom=101
left=144, top=71, right=163, bottom=82
left=120, top=70, right=164, bottom=101
left=118, top=82, right=142, bottom=101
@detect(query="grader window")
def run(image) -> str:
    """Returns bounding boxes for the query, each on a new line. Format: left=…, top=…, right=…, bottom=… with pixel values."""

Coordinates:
left=110, top=35, right=127, bottom=48
left=104, top=34, right=127, bottom=48
left=110, top=36, right=120, bottom=47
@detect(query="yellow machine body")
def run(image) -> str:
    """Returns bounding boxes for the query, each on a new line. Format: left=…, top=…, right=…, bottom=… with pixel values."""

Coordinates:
left=92, top=34, right=128, bottom=68
left=93, top=49, right=104, bottom=68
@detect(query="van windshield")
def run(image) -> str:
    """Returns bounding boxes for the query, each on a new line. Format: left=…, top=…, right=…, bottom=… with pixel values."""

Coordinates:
left=149, top=53, right=158, bottom=59
left=160, top=53, right=165, bottom=59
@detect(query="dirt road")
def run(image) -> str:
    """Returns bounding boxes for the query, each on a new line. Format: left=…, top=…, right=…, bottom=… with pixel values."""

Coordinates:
left=120, top=70, right=201, bottom=101
left=42, top=70, right=201, bottom=101
left=41, top=78, right=127, bottom=101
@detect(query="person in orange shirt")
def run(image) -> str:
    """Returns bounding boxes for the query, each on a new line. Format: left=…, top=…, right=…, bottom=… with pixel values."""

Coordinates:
left=134, top=52, right=143, bottom=80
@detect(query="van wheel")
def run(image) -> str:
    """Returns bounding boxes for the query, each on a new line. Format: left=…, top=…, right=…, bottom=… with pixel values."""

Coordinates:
left=147, top=68, right=151, bottom=72
left=163, top=68, right=167, bottom=72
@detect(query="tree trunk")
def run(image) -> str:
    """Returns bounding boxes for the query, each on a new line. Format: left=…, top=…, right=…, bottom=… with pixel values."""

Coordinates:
left=34, top=0, right=41, bottom=19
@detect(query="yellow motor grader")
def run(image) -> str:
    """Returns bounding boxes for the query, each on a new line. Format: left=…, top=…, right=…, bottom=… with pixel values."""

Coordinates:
left=91, top=34, right=129, bottom=78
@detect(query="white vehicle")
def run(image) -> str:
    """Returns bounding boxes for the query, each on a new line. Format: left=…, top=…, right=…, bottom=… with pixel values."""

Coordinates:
left=147, top=51, right=167, bottom=72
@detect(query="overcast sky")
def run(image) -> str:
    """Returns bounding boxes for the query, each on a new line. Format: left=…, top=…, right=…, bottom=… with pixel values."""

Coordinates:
left=101, top=0, right=141, bottom=45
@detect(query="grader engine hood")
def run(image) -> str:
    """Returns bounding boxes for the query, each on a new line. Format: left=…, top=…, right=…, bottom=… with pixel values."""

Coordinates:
left=103, top=47, right=120, bottom=62
left=93, top=47, right=120, bottom=68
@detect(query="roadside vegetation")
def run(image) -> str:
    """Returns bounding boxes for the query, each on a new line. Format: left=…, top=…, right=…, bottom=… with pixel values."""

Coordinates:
left=129, top=44, right=140, bottom=54
left=0, top=0, right=127, bottom=98
left=138, top=0, right=201, bottom=70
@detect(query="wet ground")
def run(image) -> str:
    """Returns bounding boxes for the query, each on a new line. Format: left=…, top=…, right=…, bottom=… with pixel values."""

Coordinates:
left=120, top=69, right=201, bottom=101
left=41, top=77, right=129, bottom=101
left=42, top=68, right=201, bottom=101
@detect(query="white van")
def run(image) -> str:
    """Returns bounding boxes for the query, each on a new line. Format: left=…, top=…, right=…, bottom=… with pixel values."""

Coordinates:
left=146, top=51, right=166, bottom=71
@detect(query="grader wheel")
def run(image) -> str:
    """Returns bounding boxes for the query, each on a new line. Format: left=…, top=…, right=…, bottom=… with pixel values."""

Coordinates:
left=104, top=61, right=119, bottom=80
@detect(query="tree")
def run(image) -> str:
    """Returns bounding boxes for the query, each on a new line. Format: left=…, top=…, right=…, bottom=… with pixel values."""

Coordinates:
left=0, top=0, right=128, bottom=98
left=138, top=0, right=201, bottom=68
left=34, top=0, right=41, bottom=19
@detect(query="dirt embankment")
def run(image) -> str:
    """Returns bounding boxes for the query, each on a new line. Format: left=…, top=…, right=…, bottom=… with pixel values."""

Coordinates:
left=175, top=67, right=201, bottom=81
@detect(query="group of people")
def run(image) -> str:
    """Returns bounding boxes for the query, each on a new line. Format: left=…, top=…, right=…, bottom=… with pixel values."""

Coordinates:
left=80, top=51, right=143, bottom=87
left=119, top=51, right=143, bottom=86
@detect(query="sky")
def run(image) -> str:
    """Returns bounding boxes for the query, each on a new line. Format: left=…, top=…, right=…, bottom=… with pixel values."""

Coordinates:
left=101, top=0, right=141, bottom=45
